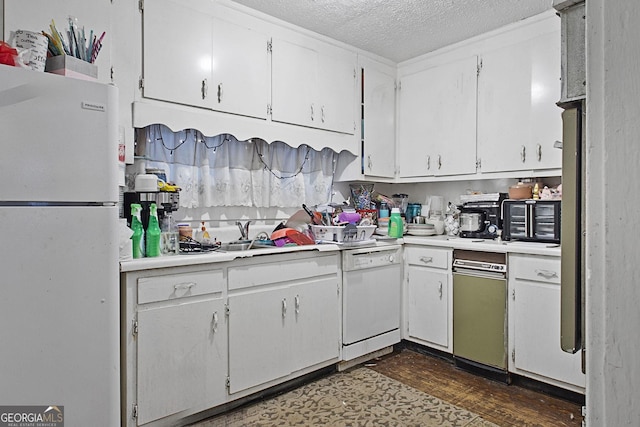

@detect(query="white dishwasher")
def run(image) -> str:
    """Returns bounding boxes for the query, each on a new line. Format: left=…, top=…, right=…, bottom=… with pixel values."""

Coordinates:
left=342, top=244, right=402, bottom=361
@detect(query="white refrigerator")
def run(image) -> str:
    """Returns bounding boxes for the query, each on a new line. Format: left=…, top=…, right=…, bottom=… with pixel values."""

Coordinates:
left=0, top=65, right=120, bottom=426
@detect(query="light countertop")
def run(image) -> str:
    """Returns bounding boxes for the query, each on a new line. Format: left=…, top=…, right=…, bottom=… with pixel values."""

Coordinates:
left=121, top=235, right=559, bottom=273
left=402, top=235, right=561, bottom=256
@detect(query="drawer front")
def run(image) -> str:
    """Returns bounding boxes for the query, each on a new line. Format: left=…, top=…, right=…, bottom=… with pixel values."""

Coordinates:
left=510, top=254, right=560, bottom=284
left=138, top=270, right=224, bottom=304
left=405, top=246, right=451, bottom=270
left=228, top=254, right=338, bottom=291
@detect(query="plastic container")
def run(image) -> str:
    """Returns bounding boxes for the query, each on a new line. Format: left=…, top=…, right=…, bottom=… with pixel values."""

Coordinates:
left=378, top=202, right=390, bottom=218
left=405, top=203, right=422, bottom=223
left=145, top=203, right=162, bottom=257
left=310, top=225, right=377, bottom=242
left=130, top=204, right=145, bottom=259
left=350, top=183, right=374, bottom=209
left=387, top=208, right=404, bottom=238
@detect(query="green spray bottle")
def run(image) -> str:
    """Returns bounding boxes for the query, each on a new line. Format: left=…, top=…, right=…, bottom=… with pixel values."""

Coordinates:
left=145, top=203, right=162, bottom=257
left=131, top=203, right=145, bottom=258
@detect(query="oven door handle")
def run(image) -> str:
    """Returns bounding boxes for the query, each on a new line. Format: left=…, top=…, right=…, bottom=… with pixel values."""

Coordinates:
left=453, top=268, right=506, bottom=280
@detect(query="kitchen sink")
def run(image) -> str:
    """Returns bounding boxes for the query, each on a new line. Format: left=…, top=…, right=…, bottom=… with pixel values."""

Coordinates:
left=219, top=241, right=272, bottom=251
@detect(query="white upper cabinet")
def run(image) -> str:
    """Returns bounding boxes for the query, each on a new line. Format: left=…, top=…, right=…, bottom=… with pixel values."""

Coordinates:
left=272, top=37, right=356, bottom=134
left=211, top=17, right=269, bottom=119
left=143, top=0, right=269, bottom=119
left=271, top=38, right=319, bottom=129
left=477, top=17, right=562, bottom=173
left=143, top=0, right=213, bottom=108
left=319, top=51, right=357, bottom=134
left=361, top=57, right=396, bottom=178
left=397, top=56, right=478, bottom=178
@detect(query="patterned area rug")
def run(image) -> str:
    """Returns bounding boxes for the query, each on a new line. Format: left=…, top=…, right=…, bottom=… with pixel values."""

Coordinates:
left=192, top=367, right=498, bottom=427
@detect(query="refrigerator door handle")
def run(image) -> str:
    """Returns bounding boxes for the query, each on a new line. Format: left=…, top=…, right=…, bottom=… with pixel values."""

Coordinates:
left=560, top=105, right=583, bottom=354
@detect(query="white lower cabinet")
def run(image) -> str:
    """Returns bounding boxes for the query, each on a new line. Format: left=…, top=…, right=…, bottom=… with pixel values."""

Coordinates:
left=122, top=252, right=339, bottom=426
left=123, top=268, right=227, bottom=426
left=508, top=254, right=585, bottom=391
left=136, top=297, right=227, bottom=425
left=404, top=246, right=453, bottom=352
left=227, top=253, right=340, bottom=394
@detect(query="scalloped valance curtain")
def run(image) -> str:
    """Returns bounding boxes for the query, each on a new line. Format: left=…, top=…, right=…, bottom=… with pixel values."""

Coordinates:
left=139, top=125, right=337, bottom=208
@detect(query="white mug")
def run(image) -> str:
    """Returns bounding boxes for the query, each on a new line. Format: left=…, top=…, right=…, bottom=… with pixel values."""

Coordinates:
left=10, top=30, right=48, bottom=71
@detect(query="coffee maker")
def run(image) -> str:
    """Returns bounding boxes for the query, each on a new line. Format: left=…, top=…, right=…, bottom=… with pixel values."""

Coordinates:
left=124, top=191, right=179, bottom=229
left=123, top=173, right=179, bottom=230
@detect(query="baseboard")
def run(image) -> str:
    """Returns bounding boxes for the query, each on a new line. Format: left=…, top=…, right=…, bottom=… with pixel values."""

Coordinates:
left=338, top=346, right=394, bottom=371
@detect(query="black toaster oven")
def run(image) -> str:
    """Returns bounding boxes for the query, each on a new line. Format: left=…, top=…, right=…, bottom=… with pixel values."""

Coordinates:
left=502, top=199, right=561, bottom=243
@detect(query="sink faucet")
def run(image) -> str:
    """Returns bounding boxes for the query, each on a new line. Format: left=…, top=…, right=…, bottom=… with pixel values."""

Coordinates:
left=236, top=220, right=251, bottom=240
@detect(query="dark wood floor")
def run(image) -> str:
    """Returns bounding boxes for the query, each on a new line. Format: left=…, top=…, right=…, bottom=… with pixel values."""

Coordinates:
left=367, top=347, right=584, bottom=427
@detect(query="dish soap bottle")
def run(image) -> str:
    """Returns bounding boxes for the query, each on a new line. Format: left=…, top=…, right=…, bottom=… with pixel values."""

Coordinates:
left=145, top=203, right=162, bottom=257
left=388, top=207, right=403, bottom=238
left=200, top=221, right=211, bottom=243
left=131, top=203, right=145, bottom=259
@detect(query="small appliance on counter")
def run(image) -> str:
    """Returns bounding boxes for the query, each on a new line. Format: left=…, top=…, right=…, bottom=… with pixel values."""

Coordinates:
left=457, top=193, right=507, bottom=239
left=124, top=173, right=180, bottom=230
left=502, top=199, right=561, bottom=243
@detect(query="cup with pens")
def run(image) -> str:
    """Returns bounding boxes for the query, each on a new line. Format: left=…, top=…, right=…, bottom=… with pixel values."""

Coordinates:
left=41, top=16, right=105, bottom=78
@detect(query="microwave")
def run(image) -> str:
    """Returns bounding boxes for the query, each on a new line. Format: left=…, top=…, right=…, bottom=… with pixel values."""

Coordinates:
left=502, top=199, right=561, bottom=243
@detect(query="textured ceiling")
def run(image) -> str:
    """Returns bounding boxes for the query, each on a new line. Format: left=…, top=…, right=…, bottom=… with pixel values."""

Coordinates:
left=230, top=0, right=553, bottom=62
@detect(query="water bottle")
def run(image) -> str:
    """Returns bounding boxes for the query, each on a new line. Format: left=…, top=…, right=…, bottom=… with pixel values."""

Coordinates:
left=388, top=208, right=403, bottom=238
left=131, top=203, right=145, bottom=259
left=145, top=203, right=162, bottom=257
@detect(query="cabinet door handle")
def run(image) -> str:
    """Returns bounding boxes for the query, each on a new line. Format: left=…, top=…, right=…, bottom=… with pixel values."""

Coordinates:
left=310, top=104, right=315, bottom=121
left=419, top=256, right=433, bottom=264
left=174, top=282, right=196, bottom=291
left=217, top=83, right=223, bottom=103
left=282, top=298, right=287, bottom=317
left=321, top=105, right=325, bottom=123
left=520, top=145, right=526, bottom=163
left=367, top=155, right=372, bottom=170
left=438, top=282, right=443, bottom=299
left=295, top=295, right=300, bottom=314
left=536, top=269, right=558, bottom=280
left=212, top=311, right=218, bottom=333
left=437, top=154, right=442, bottom=170
left=536, top=143, right=542, bottom=161
left=201, top=78, right=208, bottom=100
left=426, top=155, right=430, bottom=170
